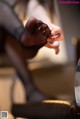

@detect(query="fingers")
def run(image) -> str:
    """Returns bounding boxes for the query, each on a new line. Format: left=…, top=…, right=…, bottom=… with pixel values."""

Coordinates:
left=55, top=47, right=60, bottom=54
left=44, top=24, right=64, bottom=54
left=49, top=24, right=64, bottom=41
left=24, top=18, right=63, bottom=53
left=45, top=41, right=60, bottom=54
left=45, top=41, right=60, bottom=48
left=51, top=31, right=64, bottom=41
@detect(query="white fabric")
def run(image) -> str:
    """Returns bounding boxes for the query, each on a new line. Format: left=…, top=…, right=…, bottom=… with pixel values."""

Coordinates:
left=26, top=0, right=51, bottom=27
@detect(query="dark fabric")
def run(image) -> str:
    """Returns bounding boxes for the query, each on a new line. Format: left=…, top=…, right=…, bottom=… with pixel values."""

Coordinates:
left=0, top=0, right=24, bottom=41
left=12, top=102, right=75, bottom=119
left=0, top=27, right=7, bottom=53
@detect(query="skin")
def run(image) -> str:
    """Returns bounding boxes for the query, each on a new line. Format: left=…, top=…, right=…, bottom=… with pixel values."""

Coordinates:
left=46, top=24, right=64, bottom=54
left=21, top=17, right=64, bottom=57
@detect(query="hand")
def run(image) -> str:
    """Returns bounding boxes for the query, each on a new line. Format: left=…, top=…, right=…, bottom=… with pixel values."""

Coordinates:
left=21, top=17, right=51, bottom=47
left=45, top=24, right=64, bottom=54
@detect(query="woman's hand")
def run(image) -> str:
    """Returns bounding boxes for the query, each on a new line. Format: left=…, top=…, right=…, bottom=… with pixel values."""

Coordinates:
left=45, top=24, right=64, bottom=54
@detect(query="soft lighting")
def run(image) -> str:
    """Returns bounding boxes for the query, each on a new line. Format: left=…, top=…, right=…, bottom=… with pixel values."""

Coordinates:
left=42, top=100, right=71, bottom=106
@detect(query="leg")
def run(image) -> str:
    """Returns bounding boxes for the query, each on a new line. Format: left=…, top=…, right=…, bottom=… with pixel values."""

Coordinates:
left=5, top=34, right=51, bottom=103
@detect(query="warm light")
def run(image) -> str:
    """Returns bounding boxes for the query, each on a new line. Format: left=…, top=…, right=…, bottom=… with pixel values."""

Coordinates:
left=42, top=100, right=71, bottom=106
left=23, top=20, right=27, bottom=26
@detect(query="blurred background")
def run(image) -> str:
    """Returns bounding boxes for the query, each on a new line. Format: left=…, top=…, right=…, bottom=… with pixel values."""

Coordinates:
left=0, top=0, right=80, bottom=117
